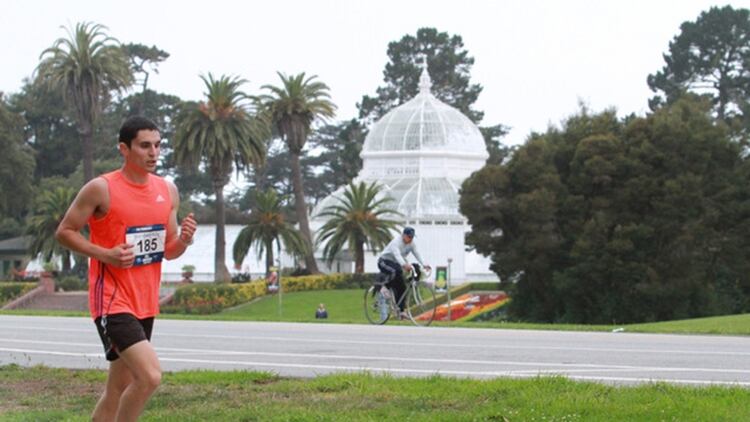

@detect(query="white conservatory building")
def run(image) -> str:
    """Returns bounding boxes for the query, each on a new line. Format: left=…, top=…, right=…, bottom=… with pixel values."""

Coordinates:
left=311, top=65, right=497, bottom=283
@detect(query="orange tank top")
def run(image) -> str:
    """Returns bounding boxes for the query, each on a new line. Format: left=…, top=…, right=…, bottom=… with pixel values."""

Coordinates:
left=88, top=170, right=172, bottom=319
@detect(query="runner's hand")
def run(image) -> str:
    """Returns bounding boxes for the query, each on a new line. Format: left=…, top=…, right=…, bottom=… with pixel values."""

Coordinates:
left=103, top=243, right=135, bottom=268
left=403, top=263, right=413, bottom=272
left=179, top=213, right=197, bottom=245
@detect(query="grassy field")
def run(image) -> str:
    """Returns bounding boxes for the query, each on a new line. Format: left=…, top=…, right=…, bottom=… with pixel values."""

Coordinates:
left=2, top=288, right=750, bottom=336
left=1, top=364, right=749, bottom=421
left=219, top=289, right=369, bottom=323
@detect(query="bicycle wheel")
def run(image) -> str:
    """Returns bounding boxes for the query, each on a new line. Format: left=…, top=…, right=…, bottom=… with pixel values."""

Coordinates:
left=406, top=281, right=437, bottom=326
left=364, top=285, right=391, bottom=325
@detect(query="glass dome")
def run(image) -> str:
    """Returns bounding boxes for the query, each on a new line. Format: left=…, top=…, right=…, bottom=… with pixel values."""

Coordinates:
left=313, top=65, right=488, bottom=222
left=361, top=66, right=488, bottom=157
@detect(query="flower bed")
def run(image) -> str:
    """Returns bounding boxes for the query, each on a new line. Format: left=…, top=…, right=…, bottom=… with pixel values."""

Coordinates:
left=424, top=292, right=509, bottom=322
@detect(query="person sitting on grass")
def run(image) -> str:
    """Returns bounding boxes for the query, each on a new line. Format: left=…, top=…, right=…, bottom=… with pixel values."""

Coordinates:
left=315, top=303, right=328, bottom=319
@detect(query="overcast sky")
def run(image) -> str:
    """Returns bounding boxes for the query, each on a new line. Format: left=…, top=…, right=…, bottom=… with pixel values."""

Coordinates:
left=1, top=1, right=747, bottom=145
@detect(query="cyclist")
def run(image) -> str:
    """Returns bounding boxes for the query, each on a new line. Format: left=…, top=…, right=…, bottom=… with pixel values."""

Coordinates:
left=377, top=227, right=431, bottom=317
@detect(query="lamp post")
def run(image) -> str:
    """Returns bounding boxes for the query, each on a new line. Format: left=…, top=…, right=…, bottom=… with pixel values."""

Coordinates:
left=447, top=257, right=453, bottom=322
left=277, top=237, right=282, bottom=317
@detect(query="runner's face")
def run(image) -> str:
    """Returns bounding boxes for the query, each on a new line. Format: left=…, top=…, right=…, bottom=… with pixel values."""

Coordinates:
left=122, top=130, right=161, bottom=172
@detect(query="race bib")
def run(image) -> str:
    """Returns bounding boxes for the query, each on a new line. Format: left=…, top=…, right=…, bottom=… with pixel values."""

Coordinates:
left=125, top=224, right=166, bottom=266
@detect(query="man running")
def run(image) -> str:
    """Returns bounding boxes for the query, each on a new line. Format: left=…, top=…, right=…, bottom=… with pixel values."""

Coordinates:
left=56, top=116, right=197, bottom=422
left=377, top=227, right=431, bottom=316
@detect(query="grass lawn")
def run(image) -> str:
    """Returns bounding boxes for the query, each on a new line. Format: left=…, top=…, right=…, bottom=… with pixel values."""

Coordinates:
left=2, top=364, right=749, bottom=421
left=625, top=313, right=750, bottom=336
left=219, top=289, right=369, bottom=323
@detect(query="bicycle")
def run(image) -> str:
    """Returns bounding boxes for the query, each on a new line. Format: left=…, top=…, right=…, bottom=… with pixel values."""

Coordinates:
left=364, top=264, right=437, bottom=326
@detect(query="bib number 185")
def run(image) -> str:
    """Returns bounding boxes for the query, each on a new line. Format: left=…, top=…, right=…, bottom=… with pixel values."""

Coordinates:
left=125, top=224, right=166, bottom=266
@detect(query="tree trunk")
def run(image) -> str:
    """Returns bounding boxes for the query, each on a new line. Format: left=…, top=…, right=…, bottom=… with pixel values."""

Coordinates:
left=354, top=240, right=364, bottom=273
left=62, top=250, right=71, bottom=273
left=265, top=239, right=274, bottom=278
left=213, top=183, right=232, bottom=283
left=138, top=72, right=149, bottom=116
left=79, top=122, right=94, bottom=183
left=289, top=152, right=319, bottom=273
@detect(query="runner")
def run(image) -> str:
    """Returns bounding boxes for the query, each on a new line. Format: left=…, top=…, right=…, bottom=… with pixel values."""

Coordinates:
left=56, top=116, right=197, bottom=421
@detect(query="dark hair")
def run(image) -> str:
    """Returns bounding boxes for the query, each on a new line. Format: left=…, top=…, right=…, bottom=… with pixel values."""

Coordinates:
left=119, top=116, right=160, bottom=147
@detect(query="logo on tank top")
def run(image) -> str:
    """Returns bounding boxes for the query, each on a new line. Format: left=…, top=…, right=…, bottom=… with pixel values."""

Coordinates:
left=155, top=194, right=166, bottom=203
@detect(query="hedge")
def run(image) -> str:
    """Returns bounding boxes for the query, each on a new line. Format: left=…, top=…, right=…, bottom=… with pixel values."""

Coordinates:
left=0, top=282, right=37, bottom=306
left=280, top=272, right=376, bottom=293
left=164, top=273, right=378, bottom=314
left=161, top=274, right=498, bottom=315
left=163, top=281, right=267, bottom=314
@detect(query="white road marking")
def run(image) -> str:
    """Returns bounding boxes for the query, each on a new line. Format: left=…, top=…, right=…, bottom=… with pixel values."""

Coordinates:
left=2, top=324, right=748, bottom=357
left=2, top=340, right=750, bottom=376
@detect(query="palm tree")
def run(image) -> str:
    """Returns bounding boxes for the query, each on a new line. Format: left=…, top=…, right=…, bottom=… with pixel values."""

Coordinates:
left=233, top=190, right=308, bottom=277
left=174, top=73, right=268, bottom=282
left=316, top=182, right=401, bottom=273
left=261, top=72, right=336, bottom=273
left=27, top=187, right=77, bottom=272
left=36, top=22, right=132, bottom=182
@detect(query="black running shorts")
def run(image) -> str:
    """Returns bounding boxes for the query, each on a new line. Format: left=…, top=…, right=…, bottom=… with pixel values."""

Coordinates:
left=94, top=313, right=154, bottom=361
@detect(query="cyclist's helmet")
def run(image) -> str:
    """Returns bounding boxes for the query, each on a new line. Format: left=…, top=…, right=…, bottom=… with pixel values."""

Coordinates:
left=403, top=227, right=415, bottom=237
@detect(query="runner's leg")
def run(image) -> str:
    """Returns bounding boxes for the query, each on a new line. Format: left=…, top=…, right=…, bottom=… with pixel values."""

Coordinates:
left=112, top=340, right=162, bottom=422
left=91, top=358, right=133, bottom=422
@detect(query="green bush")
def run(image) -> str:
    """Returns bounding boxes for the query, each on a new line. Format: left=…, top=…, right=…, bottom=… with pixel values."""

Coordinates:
left=280, top=273, right=377, bottom=293
left=469, top=281, right=503, bottom=291
left=163, top=273, right=379, bottom=314
left=0, top=282, right=36, bottom=305
left=56, top=276, right=87, bottom=292
left=164, top=281, right=267, bottom=314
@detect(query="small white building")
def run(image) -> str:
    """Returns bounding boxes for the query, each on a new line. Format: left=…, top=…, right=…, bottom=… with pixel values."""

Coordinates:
left=311, top=65, right=497, bottom=283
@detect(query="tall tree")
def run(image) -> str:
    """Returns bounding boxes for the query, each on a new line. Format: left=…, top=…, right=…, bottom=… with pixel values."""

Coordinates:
left=461, top=98, right=750, bottom=324
left=0, top=95, right=35, bottom=227
left=261, top=72, right=336, bottom=274
left=648, top=6, right=750, bottom=133
left=358, top=27, right=484, bottom=125
left=306, top=119, right=366, bottom=197
left=36, top=22, right=133, bottom=182
left=26, top=187, right=77, bottom=272
left=174, top=74, right=268, bottom=282
left=10, top=79, right=81, bottom=179
left=357, top=27, right=508, bottom=159
left=121, top=43, right=170, bottom=115
left=232, top=190, right=307, bottom=276
left=315, top=182, right=400, bottom=273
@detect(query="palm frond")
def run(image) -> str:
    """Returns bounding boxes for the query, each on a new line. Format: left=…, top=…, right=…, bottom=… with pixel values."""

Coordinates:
left=314, top=181, right=400, bottom=267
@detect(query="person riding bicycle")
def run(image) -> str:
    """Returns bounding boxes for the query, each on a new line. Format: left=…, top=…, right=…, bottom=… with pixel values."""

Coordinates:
left=377, top=227, right=431, bottom=317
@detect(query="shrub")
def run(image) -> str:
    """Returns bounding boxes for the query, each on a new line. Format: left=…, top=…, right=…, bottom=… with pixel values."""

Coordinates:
left=280, top=273, right=377, bottom=293
left=163, top=273, right=379, bottom=314
left=56, top=276, right=87, bottom=292
left=0, top=282, right=36, bottom=305
left=164, top=281, right=267, bottom=314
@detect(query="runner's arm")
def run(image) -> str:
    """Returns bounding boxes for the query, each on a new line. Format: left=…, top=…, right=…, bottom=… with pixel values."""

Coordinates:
left=55, top=179, right=135, bottom=268
left=164, top=180, right=196, bottom=260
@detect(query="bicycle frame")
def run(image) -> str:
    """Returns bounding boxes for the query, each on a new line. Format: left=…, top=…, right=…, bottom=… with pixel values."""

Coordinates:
left=365, top=265, right=435, bottom=326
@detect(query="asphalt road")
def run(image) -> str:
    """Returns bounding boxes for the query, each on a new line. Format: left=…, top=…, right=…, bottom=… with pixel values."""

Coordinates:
left=1, top=315, right=749, bottom=386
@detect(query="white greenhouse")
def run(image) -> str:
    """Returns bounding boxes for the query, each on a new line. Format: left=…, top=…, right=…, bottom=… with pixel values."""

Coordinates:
left=311, top=65, right=497, bottom=283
